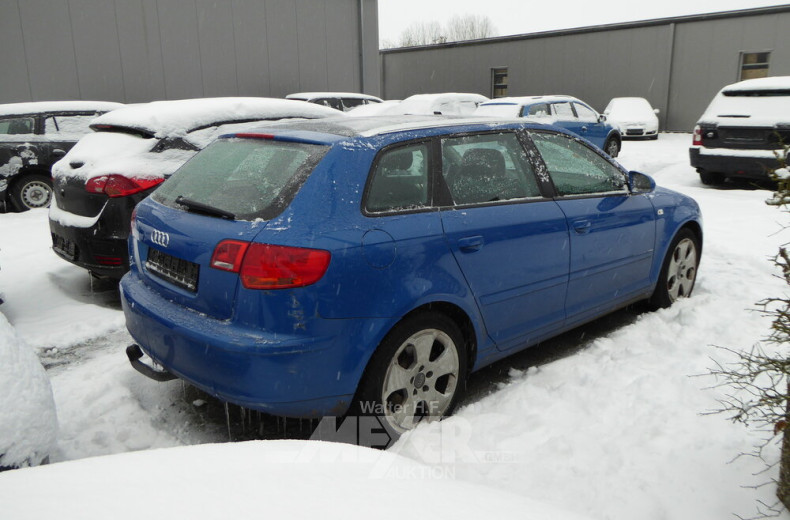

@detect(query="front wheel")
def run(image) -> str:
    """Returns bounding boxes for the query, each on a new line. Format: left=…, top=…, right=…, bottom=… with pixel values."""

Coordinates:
left=354, top=312, right=468, bottom=437
left=604, top=137, right=620, bottom=158
left=9, top=173, right=53, bottom=211
left=649, top=228, right=700, bottom=309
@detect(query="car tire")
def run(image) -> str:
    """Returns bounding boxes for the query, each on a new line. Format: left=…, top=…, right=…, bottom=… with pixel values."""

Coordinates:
left=604, top=137, right=620, bottom=158
left=9, top=173, right=53, bottom=211
left=698, top=170, right=723, bottom=186
left=649, top=228, right=700, bottom=309
left=353, top=311, right=468, bottom=439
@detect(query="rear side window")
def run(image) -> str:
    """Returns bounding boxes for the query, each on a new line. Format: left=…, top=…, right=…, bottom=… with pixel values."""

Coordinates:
left=524, top=103, right=550, bottom=117
left=153, top=138, right=328, bottom=221
left=0, top=117, right=34, bottom=135
left=442, top=132, right=541, bottom=205
left=552, top=102, right=575, bottom=119
left=365, top=143, right=430, bottom=213
left=529, top=132, right=626, bottom=196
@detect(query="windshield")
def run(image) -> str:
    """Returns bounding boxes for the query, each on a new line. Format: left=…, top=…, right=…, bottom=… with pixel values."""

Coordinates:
left=152, top=138, right=329, bottom=221
left=606, top=98, right=654, bottom=118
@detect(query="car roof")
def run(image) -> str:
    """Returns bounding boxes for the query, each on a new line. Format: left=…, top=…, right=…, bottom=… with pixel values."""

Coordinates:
left=225, top=114, right=556, bottom=142
left=722, top=75, right=790, bottom=92
left=286, top=92, right=383, bottom=102
left=0, top=100, right=124, bottom=117
left=91, top=97, right=342, bottom=137
left=480, top=95, right=578, bottom=106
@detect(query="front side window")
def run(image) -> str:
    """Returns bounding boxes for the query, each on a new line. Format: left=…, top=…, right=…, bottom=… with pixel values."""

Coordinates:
left=442, top=132, right=541, bottom=205
left=153, top=138, right=328, bottom=221
left=0, top=117, right=34, bottom=135
left=44, top=114, right=95, bottom=138
left=552, top=102, right=575, bottom=119
left=529, top=132, right=626, bottom=196
left=573, top=103, right=599, bottom=123
left=365, top=143, right=430, bottom=213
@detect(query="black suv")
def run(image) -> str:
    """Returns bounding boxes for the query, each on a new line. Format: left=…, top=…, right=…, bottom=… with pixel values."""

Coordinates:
left=690, top=77, right=790, bottom=185
left=0, top=101, right=122, bottom=211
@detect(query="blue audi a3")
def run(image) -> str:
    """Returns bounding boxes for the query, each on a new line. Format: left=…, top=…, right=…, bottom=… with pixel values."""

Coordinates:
left=121, top=116, right=702, bottom=435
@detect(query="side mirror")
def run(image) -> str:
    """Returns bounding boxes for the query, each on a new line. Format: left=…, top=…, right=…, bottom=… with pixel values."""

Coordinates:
left=653, top=108, right=660, bottom=115
left=598, top=114, right=607, bottom=123
left=52, top=149, right=66, bottom=158
left=628, top=171, right=655, bottom=193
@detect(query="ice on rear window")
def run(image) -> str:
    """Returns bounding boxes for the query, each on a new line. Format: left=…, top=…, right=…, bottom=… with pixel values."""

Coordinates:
left=152, top=138, right=329, bottom=221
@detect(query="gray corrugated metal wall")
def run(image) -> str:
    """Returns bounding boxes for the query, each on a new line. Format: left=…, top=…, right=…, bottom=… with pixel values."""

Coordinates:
left=0, top=0, right=380, bottom=104
left=381, top=7, right=790, bottom=131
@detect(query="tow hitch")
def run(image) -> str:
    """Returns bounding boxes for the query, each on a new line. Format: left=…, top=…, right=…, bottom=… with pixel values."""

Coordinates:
left=126, top=344, right=177, bottom=382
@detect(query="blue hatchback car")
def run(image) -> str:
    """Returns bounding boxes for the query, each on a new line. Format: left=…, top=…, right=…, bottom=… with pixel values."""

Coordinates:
left=121, top=116, right=701, bottom=435
left=476, top=95, right=622, bottom=158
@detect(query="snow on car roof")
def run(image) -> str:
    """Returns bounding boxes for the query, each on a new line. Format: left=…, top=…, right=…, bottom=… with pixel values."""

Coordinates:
left=722, top=76, right=790, bottom=92
left=286, top=92, right=383, bottom=102
left=0, top=100, right=123, bottom=117
left=479, top=95, right=576, bottom=106
left=91, top=97, right=343, bottom=138
left=237, top=114, right=543, bottom=140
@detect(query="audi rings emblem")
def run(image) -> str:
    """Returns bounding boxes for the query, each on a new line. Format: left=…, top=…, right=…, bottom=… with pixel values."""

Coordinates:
left=151, top=229, right=170, bottom=248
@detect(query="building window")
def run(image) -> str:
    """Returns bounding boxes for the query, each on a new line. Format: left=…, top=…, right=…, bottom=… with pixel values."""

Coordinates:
left=739, top=51, right=770, bottom=80
left=491, top=67, right=508, bottom=98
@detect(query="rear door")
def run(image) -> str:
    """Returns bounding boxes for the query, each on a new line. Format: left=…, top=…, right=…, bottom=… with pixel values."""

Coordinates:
left=527, top=131, right=656, bottom=325
left=439, top=131, right=569, bottom=351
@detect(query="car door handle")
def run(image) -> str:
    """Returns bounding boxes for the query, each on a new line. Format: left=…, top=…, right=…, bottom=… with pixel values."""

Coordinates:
left=572, top=220, right=591, bottom=234
left=581, top=126, right=588, bottom=132
left=458, top=236, right=484, bottom=252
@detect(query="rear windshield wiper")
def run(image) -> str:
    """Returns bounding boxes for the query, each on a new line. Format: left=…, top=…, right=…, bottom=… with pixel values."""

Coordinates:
left=175, top=196, right=236, bottom=220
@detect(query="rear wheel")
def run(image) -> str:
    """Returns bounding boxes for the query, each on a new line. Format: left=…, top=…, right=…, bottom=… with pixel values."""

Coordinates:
left=9, top=173, right=53, bottom=211
left=649, top=228, right=700, bottom=309
left=354, top=312, right=468, bottom=437
left=604, top=137, right=620, bottom=158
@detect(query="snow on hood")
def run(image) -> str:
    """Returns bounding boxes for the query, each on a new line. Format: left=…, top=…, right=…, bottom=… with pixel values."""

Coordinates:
left=604, top=98, right=657, bottom=120
left=0, top=101, right=123, bottom=117
left=0, top=313, right=57, bottom=469
left=0, top=440, right=592, bottom=520
left=91, top=97, right=343, bottom=138
left=698, top=76, right=790, bottom=127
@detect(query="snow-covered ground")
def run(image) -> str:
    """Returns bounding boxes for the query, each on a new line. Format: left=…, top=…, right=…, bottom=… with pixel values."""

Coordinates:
left=1, top=133, right=789, bottom=519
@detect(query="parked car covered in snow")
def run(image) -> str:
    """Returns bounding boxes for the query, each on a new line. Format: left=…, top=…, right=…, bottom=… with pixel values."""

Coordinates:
left=355, top=93, right=489, bottom=117
left=475, top=95, right=622, bottom=157
left=603, top=97, right=660, bottom=139
left=48, top=97, right=342, bottom=280
left=286, top=92, right=383, bottom=112
left=0, top=313, right=57, bottom=471
left=0, top=101, right=123, bottom=212
left=690, top=76, right=790, bottom=185
left=121, top=115, right=702, bottom=438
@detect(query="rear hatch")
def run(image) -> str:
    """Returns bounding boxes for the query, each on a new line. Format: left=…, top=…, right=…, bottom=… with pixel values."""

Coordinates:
left=698, top=86, right=790, bottom=150
left=132, top=135, right=330, bottom=319
left=52, top=128, right=159, bottom=217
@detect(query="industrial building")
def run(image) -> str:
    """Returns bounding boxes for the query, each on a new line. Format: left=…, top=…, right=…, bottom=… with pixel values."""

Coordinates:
left=0, top=0, right=379, bottom=104
left=380, top=5, right=790, bottom=131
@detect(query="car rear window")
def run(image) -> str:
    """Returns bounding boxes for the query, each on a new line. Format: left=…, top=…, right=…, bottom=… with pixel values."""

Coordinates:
left=152, top=138, right=329, bottom=221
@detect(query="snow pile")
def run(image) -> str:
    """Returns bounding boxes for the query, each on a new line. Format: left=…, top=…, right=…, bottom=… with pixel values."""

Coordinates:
left=0, top=101, right=123, bottom=117
left=0, top=440, right=591, bottom=520
left=0, top=312, right=57, bottom=469
left=92, top=97, right=343, bottom=138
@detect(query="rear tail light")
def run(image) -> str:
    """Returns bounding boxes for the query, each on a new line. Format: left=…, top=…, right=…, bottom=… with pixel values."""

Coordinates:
left=86, top=174, right=164, bottom=198
left=210, top=240, right=330, bottom=289
left=692, top=125, right=702, bottom=146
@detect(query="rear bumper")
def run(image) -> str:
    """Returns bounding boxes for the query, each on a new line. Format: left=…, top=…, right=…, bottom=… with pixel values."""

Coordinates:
left=119, top=268, right=382, bottom=418
left=689, top=147, right=779, bottom=180
left=48, top=202, right=131, bottom=278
